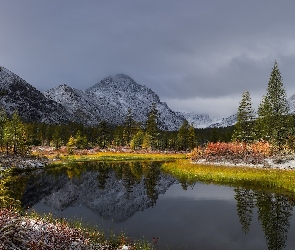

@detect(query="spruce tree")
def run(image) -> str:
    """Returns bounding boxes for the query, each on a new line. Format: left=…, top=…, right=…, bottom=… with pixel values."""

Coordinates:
left=187, top=124, right=197, bottom=150
left=145, top=103, right=159, bottom=150
left=0, top=108, right=7, bottom=151
left=4, top=111, right=27, bottom=154
left=97, top=121, right=110, bottom=148
left=176, top=120, right=190, bottom=150
left=130, top=129, right=144, bottom=150
left=123, top=108, right=137, bottom=146
left=256, top=61, right=289, bottom=147
left=232, top=90, right=255, bottom=142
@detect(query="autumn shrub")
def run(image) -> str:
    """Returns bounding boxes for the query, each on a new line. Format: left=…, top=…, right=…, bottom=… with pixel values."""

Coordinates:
left=189, top=141, right=273, bottom=164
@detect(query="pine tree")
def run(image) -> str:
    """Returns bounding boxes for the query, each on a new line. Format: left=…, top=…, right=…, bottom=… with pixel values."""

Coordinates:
left=187, top=124, right=197, bottom=150
left=176, top=120, right=189, bottom=150
left=0, top=108, right=8, bottom=151
left=255, top=61, right=289, bottom=147
left=113, top=125, right=124, bottom=147
left=4, top=111, right=27, bottom=154
left=97, top=121, right=110, bottom=148
left=130, top=129, right=144, bottom=150
left=145, top=103, right=159, bottom=150
left=123, top=108, right=137, bottom=146
left=232, top=90, right=255, bottom=142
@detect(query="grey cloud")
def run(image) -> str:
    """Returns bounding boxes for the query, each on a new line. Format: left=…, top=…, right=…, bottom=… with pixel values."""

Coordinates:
left=1, top=1, right=295, bottom=115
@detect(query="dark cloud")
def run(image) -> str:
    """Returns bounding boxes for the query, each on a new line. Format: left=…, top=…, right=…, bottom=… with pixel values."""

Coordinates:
left=1, top=0, right=295, bottom=116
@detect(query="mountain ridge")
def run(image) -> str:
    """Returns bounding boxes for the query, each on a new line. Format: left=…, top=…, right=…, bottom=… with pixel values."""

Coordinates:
left=2, top=65, right=295, bottom=130
left=0, top=66, right=75, bottom=123
left=44, top=73, right=185, bottom=130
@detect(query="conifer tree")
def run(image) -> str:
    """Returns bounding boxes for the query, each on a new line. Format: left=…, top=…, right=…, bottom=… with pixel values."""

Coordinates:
left=0, top=108, right=8, bottom=151
left=97, top=121, right=110, bottom=148
left=255, top=61, right=289, bottom=146
left=187, top=124, right=197, bottom=150
left=4, top=111, right=27, bottom=154
left=123, top=108, right=138, bottom=146
left=145, top=103, right=159, bottom=150
left=130, top=129, right=144, bottom=150
left=176, top=120, right=189, bottom=150
left=232, top=90, right=255, bottom=142
left=113, top=125, right=124, bottom=147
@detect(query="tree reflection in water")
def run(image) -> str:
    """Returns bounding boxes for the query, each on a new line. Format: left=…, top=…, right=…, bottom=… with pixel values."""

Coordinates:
left=94, top=161, right=162, bottom=204
left=234, top=188, right=295, bottom=250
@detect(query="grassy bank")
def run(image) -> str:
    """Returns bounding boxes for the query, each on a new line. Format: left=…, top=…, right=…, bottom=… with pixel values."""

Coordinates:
left=51, top=151, right=186, bottom=164
left=161, top=159, right=295, bottom=195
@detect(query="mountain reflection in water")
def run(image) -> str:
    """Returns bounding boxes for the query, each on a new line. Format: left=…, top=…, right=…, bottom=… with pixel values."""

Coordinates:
left=21, top=161, right=175, bottom=222
left=3, top=161, right=295, bottom=249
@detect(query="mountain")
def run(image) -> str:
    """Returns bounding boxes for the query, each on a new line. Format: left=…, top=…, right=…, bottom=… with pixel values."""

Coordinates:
left=45, top=74, right=185, bottom=130
left=176, top=112, right=221, bottom=128
left=0, top=66, right=74, bottom=123
left=208, top=114, right=237, bottom=128
left=178, top=111, right=237, bottom=128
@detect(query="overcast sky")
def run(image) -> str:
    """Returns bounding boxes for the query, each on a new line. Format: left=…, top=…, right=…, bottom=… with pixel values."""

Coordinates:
left=1, top=1, right=295, bottom=117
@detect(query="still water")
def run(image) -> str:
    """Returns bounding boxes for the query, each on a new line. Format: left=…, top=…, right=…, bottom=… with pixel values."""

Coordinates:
left=7, top=161, right=295, bottom=249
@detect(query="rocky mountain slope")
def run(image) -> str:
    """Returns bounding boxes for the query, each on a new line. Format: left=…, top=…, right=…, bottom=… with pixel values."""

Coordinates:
left=44, top=74, right=185, bottom=130
left=0, top=66, right=74, bottom=123
left=0, top=67, right=185, bottom=129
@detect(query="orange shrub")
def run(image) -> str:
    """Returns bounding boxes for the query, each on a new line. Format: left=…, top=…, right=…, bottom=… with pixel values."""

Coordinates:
left=189, top=141, right=273, bottom=164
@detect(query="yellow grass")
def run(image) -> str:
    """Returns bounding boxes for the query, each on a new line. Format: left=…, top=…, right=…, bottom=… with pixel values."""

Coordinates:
left=161, top=159, right=295, bottom=195
left=52, top=152, right=186, bottom=164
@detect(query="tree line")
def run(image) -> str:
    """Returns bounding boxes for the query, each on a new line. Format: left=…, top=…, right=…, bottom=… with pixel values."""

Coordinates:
left=3, top=102, right=231, bottom=154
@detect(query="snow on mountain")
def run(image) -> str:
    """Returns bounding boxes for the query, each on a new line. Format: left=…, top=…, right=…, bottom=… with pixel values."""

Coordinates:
left=0, top=66, right=240, bottom=129
left=178, top=111, right=237, bottom=128
left=0, top=66, right=74, bottom=123
left=176, top=112, right=222, bottom=128
left=45, top=74, right=185, bottom=130
left=208, top=113, right=237, bottom=128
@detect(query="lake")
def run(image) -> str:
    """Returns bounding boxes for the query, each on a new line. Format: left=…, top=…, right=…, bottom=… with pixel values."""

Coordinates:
left=6, top=161, right=295, bottom=249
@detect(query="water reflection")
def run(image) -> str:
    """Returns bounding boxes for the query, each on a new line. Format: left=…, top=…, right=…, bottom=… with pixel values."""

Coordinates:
left=20, top=161, right=175, bottom=222
left=2, top=162, right=295, bottom=249
left=234, top=188, right=295, bottom=250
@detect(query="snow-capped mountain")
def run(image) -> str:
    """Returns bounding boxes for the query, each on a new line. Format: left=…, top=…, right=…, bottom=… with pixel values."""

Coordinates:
left=178, top=111, right=238, bottom=128
left=0, top=66, right=74, bottom=123
left=176, top=112, right=222, bottom=128
left=45, top=74, right=185, bottom=130
left=208, top=113, right=237, bottom=128
left=0, top=65, right=244, bottom=129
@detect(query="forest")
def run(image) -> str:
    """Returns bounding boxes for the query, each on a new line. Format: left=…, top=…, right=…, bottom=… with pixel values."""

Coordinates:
left=0, top=104, right=235, bottom=155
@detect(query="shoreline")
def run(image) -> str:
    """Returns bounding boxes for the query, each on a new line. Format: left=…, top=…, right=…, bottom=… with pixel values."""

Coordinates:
left=192, top=154, right=295, bottom=170
left=0, top=154, right=49, bottom=171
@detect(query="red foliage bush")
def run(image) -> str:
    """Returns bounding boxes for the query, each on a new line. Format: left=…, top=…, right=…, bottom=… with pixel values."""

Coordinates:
left=189, top=141, right=272, bottom=164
